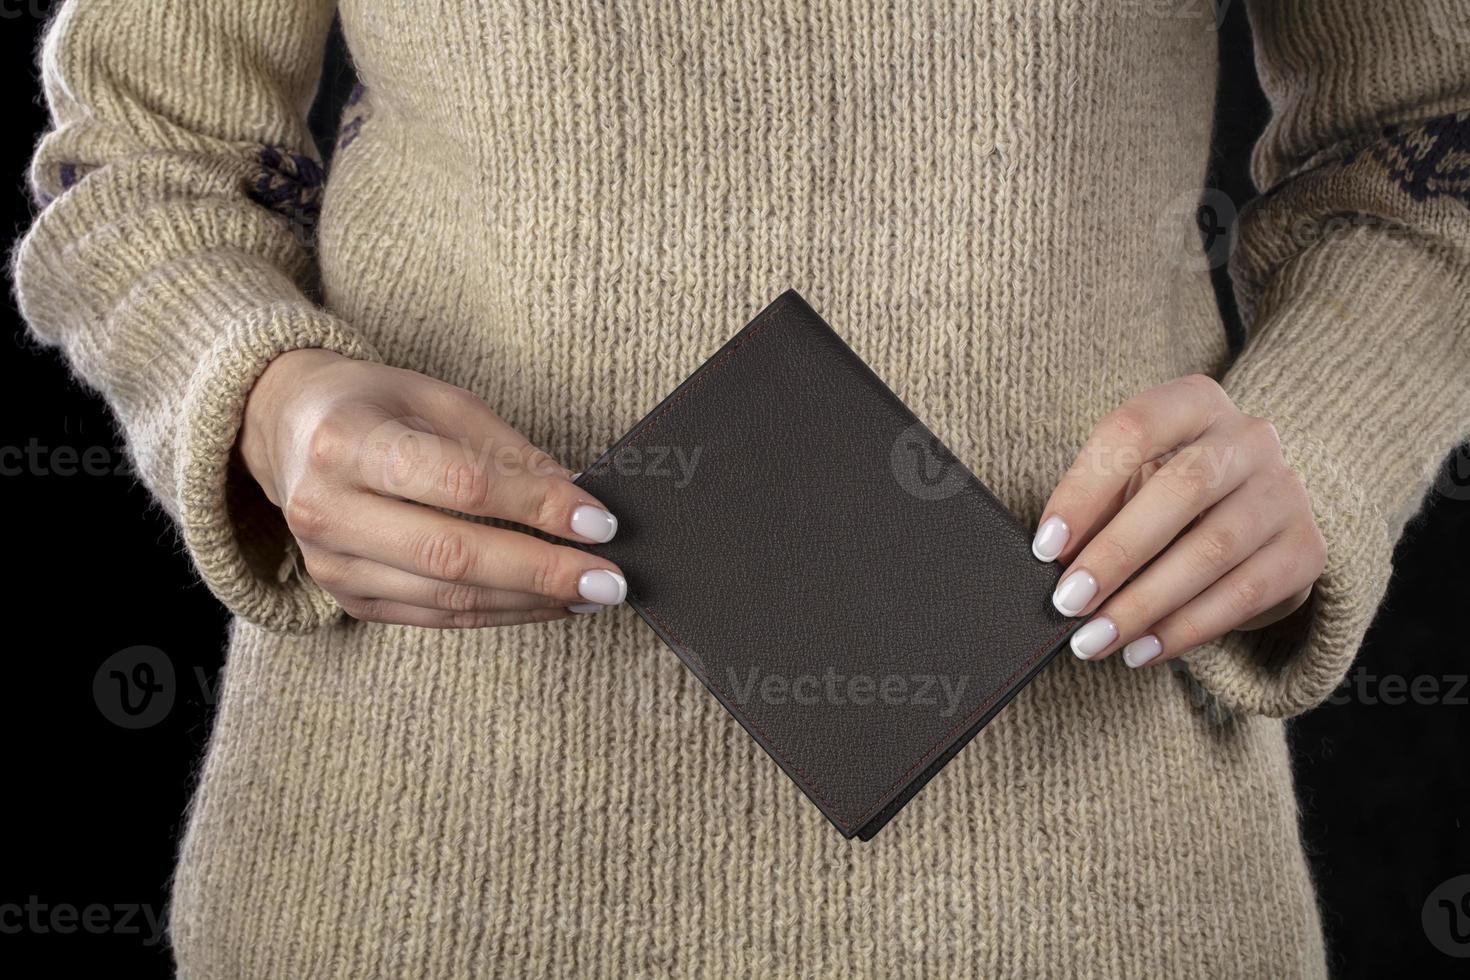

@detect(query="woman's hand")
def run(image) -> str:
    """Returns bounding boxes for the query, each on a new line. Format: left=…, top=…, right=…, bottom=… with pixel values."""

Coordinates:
left=1032, top=374, right=1326, bottom=667
left=238, top=348, right=626, bottom=628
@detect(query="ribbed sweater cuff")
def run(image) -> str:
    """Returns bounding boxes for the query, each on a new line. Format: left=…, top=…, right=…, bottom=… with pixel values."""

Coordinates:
left=1182, top=226, right=1466, bottom=718
left=177, top=297, right=379, bottom=634
left=1180, top=422, right=1394, bottom=718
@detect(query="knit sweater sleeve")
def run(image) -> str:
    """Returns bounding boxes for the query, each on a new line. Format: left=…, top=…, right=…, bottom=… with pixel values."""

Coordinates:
left=1183, top=1, right=1470, bottom=717
left=13, top=0, right=378, bottom=633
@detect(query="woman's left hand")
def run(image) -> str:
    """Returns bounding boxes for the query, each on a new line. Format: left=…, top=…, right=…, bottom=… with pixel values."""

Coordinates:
left=1031, top=374, right=1326, bottom=667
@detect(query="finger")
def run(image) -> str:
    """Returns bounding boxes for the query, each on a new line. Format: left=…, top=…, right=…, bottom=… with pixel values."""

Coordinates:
left=339, top=597, right=575, bottom=629
left=1064, top=475, right=1290, bottom=660
left=355, top=418, right=618, bottom=544
left=306, top=554, right=570, bottom=613
left=1111, top=528, right=1324, bottom=668
left=1032, top=375, right=1230, bottom=564
left=302, top=493, right=627, bottom=605
left=1049, top=430, right=1257, bottom=619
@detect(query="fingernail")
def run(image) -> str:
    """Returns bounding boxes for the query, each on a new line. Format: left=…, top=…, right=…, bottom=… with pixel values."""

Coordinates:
left=1123, top=634, right=1163, bottom=668
left=1031, top=515, right=1069, bottom=562
left=571, top=471, right=583, bottom=481
left=570, top=504, right=618, bottom=543
left=577, top=569, right=627, bottom=605
left=568, top=602, right=603, bottom=615
left=1070, top=617, right=1117, bottom=660
left=1052, top=570, right=1098, bottom=617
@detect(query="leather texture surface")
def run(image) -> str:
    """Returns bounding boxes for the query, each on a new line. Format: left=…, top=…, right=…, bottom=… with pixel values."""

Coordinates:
left=577, top=291, right=1078, bottom=839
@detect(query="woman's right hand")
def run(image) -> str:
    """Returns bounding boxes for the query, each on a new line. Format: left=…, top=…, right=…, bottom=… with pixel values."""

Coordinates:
left=237, top=348, right=626, bottom=628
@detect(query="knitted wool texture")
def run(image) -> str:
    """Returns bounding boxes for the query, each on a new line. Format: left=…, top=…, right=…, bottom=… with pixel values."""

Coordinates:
left=14, top=1, right=1470, bottom=977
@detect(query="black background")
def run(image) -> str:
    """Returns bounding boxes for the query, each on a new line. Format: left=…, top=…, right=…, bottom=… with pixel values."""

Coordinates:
left=2, top=4, right=1466, bottom=976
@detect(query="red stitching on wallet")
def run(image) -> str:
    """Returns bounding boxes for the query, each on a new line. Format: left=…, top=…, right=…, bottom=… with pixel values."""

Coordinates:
left=580, top=306, right=1072, bottom=833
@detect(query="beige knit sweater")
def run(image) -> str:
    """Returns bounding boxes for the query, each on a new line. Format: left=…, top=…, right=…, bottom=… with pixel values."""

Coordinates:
left=15, top=1, right=1470, bottom=976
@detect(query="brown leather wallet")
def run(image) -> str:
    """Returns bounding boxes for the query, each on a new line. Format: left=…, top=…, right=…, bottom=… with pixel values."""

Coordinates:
left=576, top=290, right=1078, bottom=839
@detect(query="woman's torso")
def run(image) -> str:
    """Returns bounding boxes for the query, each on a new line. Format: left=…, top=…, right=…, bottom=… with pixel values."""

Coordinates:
left=318, top=0, right=1229, bottom=512
left=170, top=7, right=1328, bottom=977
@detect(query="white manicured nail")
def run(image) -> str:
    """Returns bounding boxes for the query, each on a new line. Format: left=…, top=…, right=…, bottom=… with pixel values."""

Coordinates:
left=1031, top=515, right=1069, bottom=562
left=1052, top=570, right=1098, bottom=617
left=1070, top=617, right=1117, bottom=659
left=568, top=602, right=603, bottom=615
left=577, top=569, right=627, bottom=605
left=1123, top=634, right=1163, bottom=668
left=570, top=504, right=618, bottom=543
